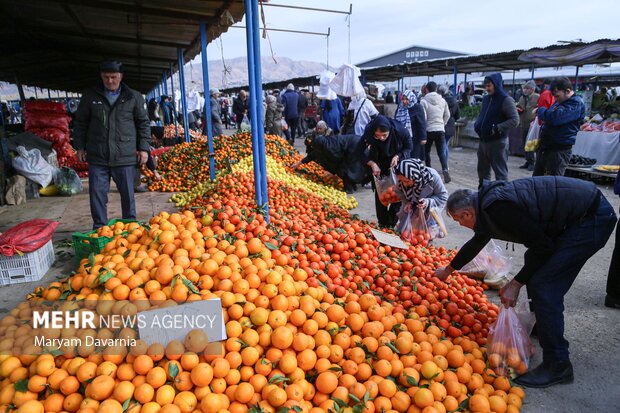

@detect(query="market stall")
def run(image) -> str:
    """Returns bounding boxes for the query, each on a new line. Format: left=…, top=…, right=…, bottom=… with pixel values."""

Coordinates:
left=572, top=130, right=620, bottom=166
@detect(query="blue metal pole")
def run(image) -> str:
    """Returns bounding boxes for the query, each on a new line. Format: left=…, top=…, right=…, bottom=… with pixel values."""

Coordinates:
left=177, top=48, right=191, bottom=142
left=250, top=0, right=268, bottom=220
left=47, top=89, right=51, bottom=100
left=163, top=71, right=168, bottom=96
left=512, top=70, right=516, bottom=97
left=170, top=63, right=180, bottom=141
left=244, top=0, right=264, bottom=210
left=531, top=64, right=535, bottom=81
left=453, top=65, right=458, bottom=96
left=200, top=21, right=216, bottom=181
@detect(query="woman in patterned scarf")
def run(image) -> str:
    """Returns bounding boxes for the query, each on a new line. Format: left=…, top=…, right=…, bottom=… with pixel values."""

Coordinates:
left=395, top=158, right=448, bottom=216
left=394, top=90, right=427, bottom=160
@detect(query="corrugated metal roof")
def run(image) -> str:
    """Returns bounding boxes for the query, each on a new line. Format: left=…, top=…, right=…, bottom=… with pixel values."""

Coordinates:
left=0, top=0, right=245, bottom=93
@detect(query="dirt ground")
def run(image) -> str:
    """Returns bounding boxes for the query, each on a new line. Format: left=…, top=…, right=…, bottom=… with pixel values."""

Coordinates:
left=0, top=139, right=618, bottom=412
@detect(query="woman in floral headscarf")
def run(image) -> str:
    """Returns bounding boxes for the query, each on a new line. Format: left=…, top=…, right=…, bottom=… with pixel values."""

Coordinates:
left=394, top=89, right=427, bottom=160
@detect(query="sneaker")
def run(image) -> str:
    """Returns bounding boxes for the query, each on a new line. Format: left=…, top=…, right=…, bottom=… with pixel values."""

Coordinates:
left=604, top=295, right=620, bottom=309
left=519, top=162, right=530, bottom=169
left=443, top=170, right=451, bottom=184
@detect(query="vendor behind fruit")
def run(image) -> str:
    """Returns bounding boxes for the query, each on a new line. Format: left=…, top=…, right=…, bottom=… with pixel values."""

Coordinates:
left=394, top=159, right=447, bottom=222
left=434, top=176, right=616, bottom=389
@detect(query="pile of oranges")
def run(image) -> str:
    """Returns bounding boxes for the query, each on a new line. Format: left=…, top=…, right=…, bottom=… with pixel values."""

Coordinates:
left=145, top=132, right=340, bottom=192
left=0, top=206, right=525, bottom=413
left=88, top=221, right=143, bottom=239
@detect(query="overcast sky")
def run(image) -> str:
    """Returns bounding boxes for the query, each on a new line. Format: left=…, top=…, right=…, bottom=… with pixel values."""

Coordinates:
left=206, top=0, right=618, bottom=66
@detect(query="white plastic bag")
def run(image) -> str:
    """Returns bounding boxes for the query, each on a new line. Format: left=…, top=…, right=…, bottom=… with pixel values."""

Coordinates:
left=459, top=240, right=513, bottom=288
left=240, top=114, right=251, bottom=132
left=487, top=304, right=536, bottom=377
left=329, top=64, right=364, bottom=98
left=524, top=117, right=540, bottom=152
left=12, top=146, right=58, bottom=187
left=317, top=70, right=337, bottom=100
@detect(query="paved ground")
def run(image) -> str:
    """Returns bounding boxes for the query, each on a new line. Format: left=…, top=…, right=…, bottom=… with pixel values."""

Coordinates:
left=0, top=138, right=619, bottom=412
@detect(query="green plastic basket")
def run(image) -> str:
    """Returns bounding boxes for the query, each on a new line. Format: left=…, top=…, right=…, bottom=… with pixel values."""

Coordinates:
left=72, top=219, right=139, bottom=261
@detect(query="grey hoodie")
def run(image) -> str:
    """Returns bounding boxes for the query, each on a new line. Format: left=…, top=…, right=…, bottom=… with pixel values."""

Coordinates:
left=420, top=92, right=450, bottom=133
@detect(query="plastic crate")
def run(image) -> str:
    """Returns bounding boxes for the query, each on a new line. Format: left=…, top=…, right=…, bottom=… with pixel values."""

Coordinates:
left=0, top=239, right=55, bottom=286
left=72, top=219, right=139, bottom=261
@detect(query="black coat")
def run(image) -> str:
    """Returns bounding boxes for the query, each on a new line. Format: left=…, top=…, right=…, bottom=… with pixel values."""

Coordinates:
left=478, top=176, right=600, bottom=239
left=72, top=83, right=150, bottom=167
left=443, top=94, right=460, bottom=137
left=303, top=134, right=369, bottom=183
left=232, top=97, right=249, bottom=121
left=363, top=115, right=413, bottom=174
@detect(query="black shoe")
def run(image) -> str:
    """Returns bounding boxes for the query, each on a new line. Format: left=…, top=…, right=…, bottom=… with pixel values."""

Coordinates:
left=604, top=295, right=620, bottom=309
left=514, top=360, right=574, bottom=388
left=528, top=164, right=535, bottom=172
left=519, top=162, right=530, bottom=169
left=443, top=170, right=451, bottom=184
left=134, top=185, right=149, bottom=193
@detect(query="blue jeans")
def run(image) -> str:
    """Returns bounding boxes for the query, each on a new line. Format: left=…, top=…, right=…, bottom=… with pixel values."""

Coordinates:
left=527, top=196, right=616, bottom=362
left=444, top=133, right=452, bottom=162
left=89, top=164, right=136, bottom=229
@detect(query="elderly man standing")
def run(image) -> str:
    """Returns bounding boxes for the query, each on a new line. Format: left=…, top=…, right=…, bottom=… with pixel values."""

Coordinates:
left=517, top=80, right=540, bottom=171
left=73, top=61, right=150, bottom=229
left=435, top=177, right=616, bottom=387
left=205, top=88, right=223, bottom=137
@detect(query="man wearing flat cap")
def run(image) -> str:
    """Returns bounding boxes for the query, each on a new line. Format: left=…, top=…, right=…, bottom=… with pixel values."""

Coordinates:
left=517, top=80, right=540, bottom=171
left=73, top=61, right=150, bottom=229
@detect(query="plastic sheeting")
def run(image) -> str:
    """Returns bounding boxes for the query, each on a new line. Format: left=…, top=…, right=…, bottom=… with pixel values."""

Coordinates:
left=329, top=64, right=364, bottom=98
left=518, top=41, right=620, bottom=66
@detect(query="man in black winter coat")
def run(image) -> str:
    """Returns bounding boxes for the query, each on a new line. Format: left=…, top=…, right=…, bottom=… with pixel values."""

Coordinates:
left=232, top=90, right=249, bottom=129
left=435, top=177, right=617, bottom=388
left=73, top=61, right=150, bottom=229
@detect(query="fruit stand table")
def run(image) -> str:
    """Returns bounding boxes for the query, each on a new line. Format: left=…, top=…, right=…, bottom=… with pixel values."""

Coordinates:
left=572, top=131, right=620, bottom=166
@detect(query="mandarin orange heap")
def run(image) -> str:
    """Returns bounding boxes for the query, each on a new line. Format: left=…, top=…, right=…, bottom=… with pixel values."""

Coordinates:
left=145, top=132, right=340, bottom=192
left=1, top=208, right=524, bottom=413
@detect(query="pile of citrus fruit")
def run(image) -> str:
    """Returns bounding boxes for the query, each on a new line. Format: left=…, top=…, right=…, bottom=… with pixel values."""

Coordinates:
left=146, top=132, right=340, bottom=193
left=0, top=205, right=525, bottom=413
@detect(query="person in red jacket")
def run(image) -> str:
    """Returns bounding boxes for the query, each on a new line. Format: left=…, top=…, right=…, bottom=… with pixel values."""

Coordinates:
left=537, top=79, right=556, bottom=123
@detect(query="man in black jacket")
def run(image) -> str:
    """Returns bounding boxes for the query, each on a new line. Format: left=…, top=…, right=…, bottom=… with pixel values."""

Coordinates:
left=73, top=61, right=150, bottom=229
left=232, top=90, right=249, bottom=129
left=435, top=177, right=616, bottom=388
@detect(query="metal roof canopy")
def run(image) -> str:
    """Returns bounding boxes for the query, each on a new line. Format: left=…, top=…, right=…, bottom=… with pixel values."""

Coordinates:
left=0, top=0, right=245, bottom=93
left=360, top=39, right=620, bottom=82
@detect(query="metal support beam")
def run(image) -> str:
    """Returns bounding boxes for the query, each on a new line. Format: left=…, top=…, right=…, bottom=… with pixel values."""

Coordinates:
left=230, top=26, right=328, bottom=36
left=200, top=21, right=216, bottom=181
left=177, top=48, right=191, bottom=143
left=251, top=0, right=268, bottom=221
left=162, top=71, right=168, bottom=96
left=244, top=0, right=268, bottom=218
left=170, top=63, right=179, bottom=141
left=47, top=89, right=52, bottom=100
left=453, top=65, right=458, bottom=96
left=531, top=64, right=535, bottom=80
left=512, top=70, right=516, bottom=96
left=575, top=66, right=580, bottom=90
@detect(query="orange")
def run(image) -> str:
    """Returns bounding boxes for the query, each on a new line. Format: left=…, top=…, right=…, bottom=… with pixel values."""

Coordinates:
left=315, top=371, right=338, bottom=394
left=85, top=375, right=115, bottom=401
left=469, top=394, right=491, bottom=413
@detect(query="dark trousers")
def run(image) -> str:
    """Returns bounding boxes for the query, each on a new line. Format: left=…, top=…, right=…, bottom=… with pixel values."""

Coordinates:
left=425, top=131, right=448, bottom=171
left=533, top=148, right=571, bottom=177
left=372, top=179, right=400, bottom=227
left=477, top=138, right=508, bottom=186
left=89, top=164, right=136, bottom=229
left=526, top=197, right=616, bottom=362
left=286, top=117, right=300, bottom=143
left=607, top=213, right=620, bottom=299
left=521, top=127, right=536, bottom=165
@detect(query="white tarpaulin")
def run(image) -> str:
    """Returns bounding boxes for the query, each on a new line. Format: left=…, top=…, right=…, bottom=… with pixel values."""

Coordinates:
left=317, top=70, right=337, bottom=100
